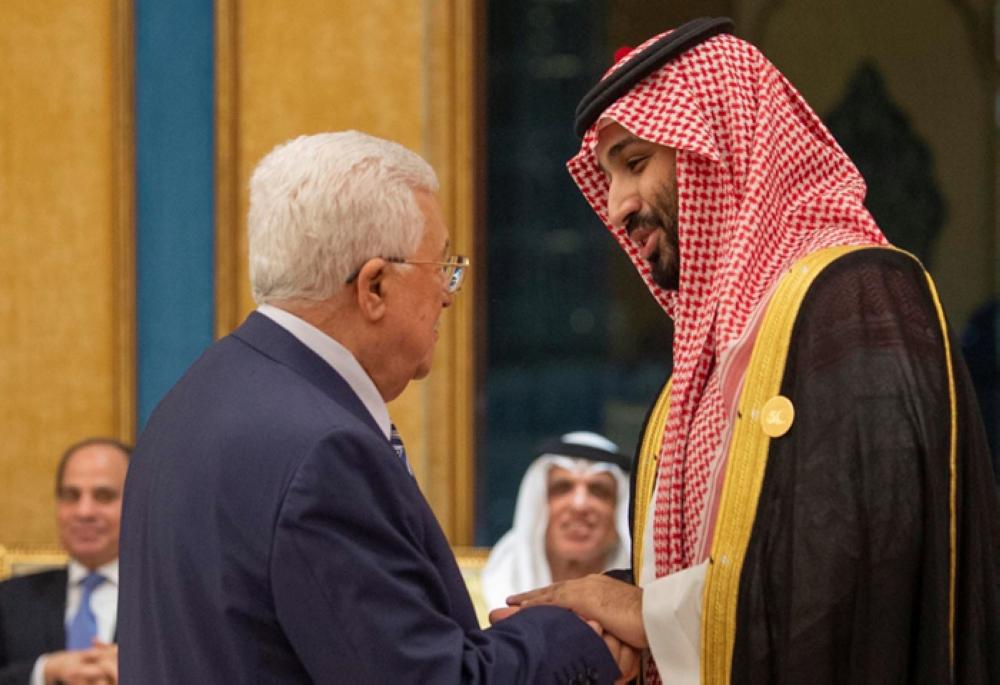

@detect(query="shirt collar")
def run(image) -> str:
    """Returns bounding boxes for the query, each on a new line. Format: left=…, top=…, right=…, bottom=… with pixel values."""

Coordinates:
left=256, top=304, right=392, bottom=439
left=67, top=557, right=119, bottom=586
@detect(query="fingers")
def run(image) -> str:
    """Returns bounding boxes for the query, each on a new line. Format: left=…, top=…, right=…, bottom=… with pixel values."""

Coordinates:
left=504, top=586, right=643, bottom=682
left=60, top=660, right=108, bottom=685
left=488, top=606, right=520, bottom=624
left=614, top=644, right=641, bottom=683
left=510, top=574, right=606, bottom=610
left=602, top=631, right=641, bottom=684
left=602, top=631, right=624, bottom=662
left=507, top=581, right=563, bottom=607
left=95, top=647, right=119, bottom=682
left=46, top=646, right=119, bottom=685
left=508, top=575, right=649, bottom=649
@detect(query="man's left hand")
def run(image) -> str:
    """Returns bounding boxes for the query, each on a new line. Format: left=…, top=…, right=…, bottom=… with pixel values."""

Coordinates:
left=507, top=574, right=647, bottom=648
left=91, top=641, right=118, bottom=683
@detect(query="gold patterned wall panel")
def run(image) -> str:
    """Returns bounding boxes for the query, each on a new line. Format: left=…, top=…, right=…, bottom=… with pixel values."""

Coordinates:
left=0, top=1, right=135, bottom=546
left=216, top=0, right=480, bottom=543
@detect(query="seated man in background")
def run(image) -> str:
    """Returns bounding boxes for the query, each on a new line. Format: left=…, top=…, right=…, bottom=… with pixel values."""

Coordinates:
left=0, top=437, right=129, bottom=685
left=481, top=431, right=630, bottom=611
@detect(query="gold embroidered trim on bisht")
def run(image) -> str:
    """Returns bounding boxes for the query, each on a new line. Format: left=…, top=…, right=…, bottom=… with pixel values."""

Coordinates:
left=701, top=245, right=867, bottom=683
left=633, top=378, right=672, bottom=576
left=921, top=269, right=958, bottom=668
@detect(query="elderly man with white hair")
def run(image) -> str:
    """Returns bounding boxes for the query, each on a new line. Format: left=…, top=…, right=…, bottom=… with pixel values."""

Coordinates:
left=482, top=432, right=631, bottom=612
left=118, top=131, right=636, bottom=684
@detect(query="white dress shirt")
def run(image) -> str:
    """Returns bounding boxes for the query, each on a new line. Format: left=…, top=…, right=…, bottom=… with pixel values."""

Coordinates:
left=640, top=476, right=707, bottom=684
left=257, top=304, right=391, bottom=440
left=31, top=558, right=119, bottom=685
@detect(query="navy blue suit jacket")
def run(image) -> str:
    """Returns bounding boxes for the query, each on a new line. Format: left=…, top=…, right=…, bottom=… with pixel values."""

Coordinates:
left=0, top=568, right=119, bottom=684
left=119, top=313, right=618, bottom=683
left=0, top=569, right=65, bottom=685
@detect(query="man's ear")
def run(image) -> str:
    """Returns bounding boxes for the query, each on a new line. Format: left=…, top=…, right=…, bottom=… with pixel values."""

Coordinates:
left=354, top=258, right=389, bottom=322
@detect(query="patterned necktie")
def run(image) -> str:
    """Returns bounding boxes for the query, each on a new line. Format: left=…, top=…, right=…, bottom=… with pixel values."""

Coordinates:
left=389, top=423, right=413, bottom=475
left=66, top=572, right=105, bottom=650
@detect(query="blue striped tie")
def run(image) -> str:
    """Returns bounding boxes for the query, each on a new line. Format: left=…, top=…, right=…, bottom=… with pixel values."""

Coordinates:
left=66, top=572, right=105, bottom=650
left=389, top=423, right=412, bottom=474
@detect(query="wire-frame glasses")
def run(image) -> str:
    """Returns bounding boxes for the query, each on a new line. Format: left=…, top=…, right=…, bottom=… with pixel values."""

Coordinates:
left=346, top=255, right=470, bottom=294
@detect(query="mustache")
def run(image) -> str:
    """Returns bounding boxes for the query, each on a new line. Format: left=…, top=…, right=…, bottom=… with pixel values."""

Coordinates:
left=626, top=212, right=664, bottom=235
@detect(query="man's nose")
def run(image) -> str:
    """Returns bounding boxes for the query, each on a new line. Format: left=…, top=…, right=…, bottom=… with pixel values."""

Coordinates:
left=442, top=288, right=454, bottom=309
left=570, top=485, right=589, bottom=509
left=74, top=495, right=97, bottom=517
left=607, top=181, right=641, bottom=229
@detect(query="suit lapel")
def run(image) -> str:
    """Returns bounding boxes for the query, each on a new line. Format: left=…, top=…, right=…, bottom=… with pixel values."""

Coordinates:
left=40, top=568, right=68, bottom=652
left=231, top=312, right=384, bottom=436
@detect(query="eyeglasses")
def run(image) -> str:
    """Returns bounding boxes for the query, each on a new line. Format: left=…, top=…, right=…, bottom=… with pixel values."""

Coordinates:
left=346, top=254, right=470, bottom=294
left=388, top=255, right=470, bottom=294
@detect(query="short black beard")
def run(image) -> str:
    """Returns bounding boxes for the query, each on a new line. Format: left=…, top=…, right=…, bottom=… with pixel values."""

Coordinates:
left=626, top=186, right=679, bottom=290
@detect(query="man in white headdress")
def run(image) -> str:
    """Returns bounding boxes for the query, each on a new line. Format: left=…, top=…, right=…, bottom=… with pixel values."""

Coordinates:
left=481, top=432, right=631, bottom=611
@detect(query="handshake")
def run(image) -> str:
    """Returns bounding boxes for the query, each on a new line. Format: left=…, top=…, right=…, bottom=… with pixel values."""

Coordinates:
left=489, top=574, right=645, bottom=684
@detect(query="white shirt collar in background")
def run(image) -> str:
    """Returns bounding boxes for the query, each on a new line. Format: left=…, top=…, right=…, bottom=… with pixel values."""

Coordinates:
left=65, top=557, right=118, bottom=643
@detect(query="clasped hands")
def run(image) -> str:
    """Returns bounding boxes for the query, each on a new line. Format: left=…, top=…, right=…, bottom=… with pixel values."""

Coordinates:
left=489, top=574, right=645, bottom=684
left=43, top=639, right=118, bottom=685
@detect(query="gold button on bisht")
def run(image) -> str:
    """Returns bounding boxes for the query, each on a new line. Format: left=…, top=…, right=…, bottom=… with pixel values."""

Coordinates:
left=760, top=395, right=794, bottom=437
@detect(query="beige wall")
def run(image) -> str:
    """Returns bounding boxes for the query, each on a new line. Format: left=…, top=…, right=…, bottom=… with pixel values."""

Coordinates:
left=215, top=0, right=481, bottom=543
left=0, top=1, right=135, bottom=546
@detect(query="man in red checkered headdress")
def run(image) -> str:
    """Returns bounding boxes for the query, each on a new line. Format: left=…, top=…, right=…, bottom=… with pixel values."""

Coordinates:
left=508, top=19, right=1000, bottom=683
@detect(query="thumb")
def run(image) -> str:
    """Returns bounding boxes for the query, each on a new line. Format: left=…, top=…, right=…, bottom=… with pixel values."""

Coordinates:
left=489, top=606, right=520, bottom=625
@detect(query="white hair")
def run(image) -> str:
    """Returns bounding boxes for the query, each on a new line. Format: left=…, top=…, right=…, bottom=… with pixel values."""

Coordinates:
left=248, top=131, right=440, bottom=304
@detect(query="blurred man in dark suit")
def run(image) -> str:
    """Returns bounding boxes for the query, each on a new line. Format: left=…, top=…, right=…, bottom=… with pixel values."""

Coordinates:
left=0, top=438, right=128, bottom=685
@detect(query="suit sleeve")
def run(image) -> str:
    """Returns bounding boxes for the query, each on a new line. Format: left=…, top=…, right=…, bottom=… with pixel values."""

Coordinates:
left=269, top=428, right=620, bottom=685
left=0, top=583, right=40, bottom=685
left=0, top=661, right=34, bottom=685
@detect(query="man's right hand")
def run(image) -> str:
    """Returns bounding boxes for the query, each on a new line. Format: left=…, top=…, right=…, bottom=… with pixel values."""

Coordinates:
left=508, top=574, right=647, bottom=648
left=601, top=630, right=641, bottom=684
left=490, top=603, right=640, bottom=683
left=43, top=642, right=118, bottom=685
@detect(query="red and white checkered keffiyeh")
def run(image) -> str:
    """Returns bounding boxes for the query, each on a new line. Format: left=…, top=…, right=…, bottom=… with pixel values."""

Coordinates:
left=567, top=32, right=886, bottom=581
